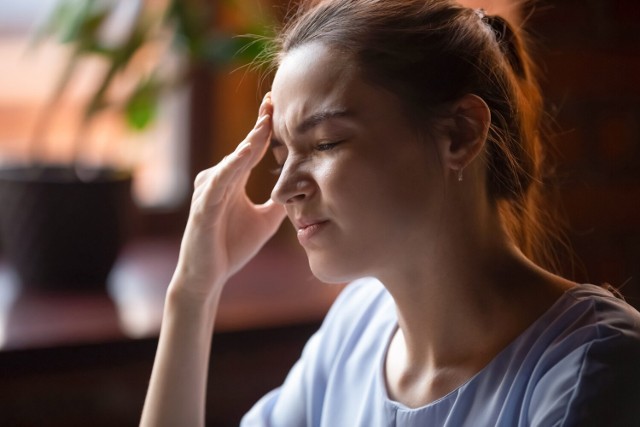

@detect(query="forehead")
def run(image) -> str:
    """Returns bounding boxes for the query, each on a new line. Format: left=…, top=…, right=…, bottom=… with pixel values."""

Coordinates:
left=273, top=42, right=355, bottom=98
left=271, top=42, right=414, bottom=143
left=271, top=43, right=358, bottom=129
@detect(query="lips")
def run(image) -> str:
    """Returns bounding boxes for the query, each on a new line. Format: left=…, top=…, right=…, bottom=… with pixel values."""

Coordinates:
left=294, top=218, right=328, bottom=230
left=294, top=217, right=330, bottom=244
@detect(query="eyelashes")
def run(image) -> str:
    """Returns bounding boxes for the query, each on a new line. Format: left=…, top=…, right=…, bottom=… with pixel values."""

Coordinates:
left=270, top=140, right=344, bottom=176
left=314, top=141, right=341, bottom=152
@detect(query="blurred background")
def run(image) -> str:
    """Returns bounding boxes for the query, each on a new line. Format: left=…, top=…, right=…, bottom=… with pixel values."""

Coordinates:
left=0, top=0, right=638, bottom=425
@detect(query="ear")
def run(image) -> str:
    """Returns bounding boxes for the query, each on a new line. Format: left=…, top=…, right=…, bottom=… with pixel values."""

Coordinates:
left=438, top=94, right=490, bottom=176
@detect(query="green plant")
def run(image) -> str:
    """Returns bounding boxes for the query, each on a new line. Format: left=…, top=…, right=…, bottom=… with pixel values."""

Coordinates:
left=30, top=0, right=273, bottom=166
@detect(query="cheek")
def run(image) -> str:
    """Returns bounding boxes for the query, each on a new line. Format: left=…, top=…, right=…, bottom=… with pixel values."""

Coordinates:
left=315, top=158, right=338, bottom=184
left=358, top=158, right=440, bottom=226
left=323, top=160, right=397, bottom=231
left=315, top=145, right=441, bottom=222
left=317, top=155, right=366, bottom=203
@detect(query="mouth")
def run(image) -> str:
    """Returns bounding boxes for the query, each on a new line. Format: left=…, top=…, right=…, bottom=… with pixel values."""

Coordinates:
left=295, top=219, right=330, bottom=244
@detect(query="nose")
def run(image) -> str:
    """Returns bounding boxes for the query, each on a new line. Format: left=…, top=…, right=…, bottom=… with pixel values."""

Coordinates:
left=271, top=160, right=315, bottom=205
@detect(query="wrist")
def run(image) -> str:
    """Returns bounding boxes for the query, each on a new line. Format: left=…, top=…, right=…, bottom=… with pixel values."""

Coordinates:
left=165, top=275, right=223, bottom=321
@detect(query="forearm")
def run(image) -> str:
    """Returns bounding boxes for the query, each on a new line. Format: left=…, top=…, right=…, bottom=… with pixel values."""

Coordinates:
left=140, top=93, right=280, bottom=426
left=140, top=278, right=222, bottom=427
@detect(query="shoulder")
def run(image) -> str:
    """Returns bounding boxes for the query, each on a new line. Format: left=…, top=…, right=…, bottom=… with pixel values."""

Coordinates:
left=552, top=284, right=640, bottom=358
left=534, top=284, right=640, bottom=349
left=241, top=278, right=395, bottom=427
left=289, top=277, right=395, bottom=396
left=528, top=284, right=640, bottom=426
left=566, top=284, right=640, bottom=328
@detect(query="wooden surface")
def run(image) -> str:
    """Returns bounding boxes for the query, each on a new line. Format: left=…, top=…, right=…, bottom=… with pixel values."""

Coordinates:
left=0, top=238, right=339, bottom=425
left=0, top=323, right=320, bottom=426
left=0, top=238, right=343, bottom=350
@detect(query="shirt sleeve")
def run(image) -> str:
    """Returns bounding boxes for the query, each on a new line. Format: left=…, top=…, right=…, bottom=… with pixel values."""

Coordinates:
left=529, top=332, right=640, bottom=427
left=240, top=280, right=380, bottom=427
left=240, top=330, right=322, bottom=427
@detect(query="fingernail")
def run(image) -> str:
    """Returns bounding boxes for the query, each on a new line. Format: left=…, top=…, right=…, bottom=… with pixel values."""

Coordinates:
left=256, top=114, right=270, bottom=127
left=258, top=104, right=269, bottom=120
left=258, top=94, right=268, bottom=111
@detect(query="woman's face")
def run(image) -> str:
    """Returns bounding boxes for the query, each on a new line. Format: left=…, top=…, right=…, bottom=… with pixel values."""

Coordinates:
left=270, top=42, right=446, bottom=283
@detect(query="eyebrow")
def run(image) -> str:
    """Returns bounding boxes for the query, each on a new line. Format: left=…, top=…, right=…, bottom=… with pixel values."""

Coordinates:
left=296, top=109, right=352, bottom=134
left=270, top=108, right=353, bottom=149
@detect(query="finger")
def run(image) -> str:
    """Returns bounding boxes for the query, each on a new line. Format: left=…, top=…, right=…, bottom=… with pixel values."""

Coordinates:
left=204, top=142, right=253, bottom=206
left=218, top=100, right=273, bottom=191
left=213, top=93, right=271, bottom=183
left=258, top=92, right=271, bottom=117
left=242, top=199, right=286, bottom=245
left=198, top=109, right=268, bottom=208
left=243, top=95, right=272, bottom=143
left=242, top=113, right=272, bottom=171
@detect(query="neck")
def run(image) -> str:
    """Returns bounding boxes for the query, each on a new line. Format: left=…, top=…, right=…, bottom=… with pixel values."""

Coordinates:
left=377, top=198, right=570, bottom=373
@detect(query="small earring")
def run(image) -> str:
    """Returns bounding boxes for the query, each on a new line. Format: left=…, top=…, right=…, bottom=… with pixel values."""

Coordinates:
left=457, top=168, right=464, bottom=182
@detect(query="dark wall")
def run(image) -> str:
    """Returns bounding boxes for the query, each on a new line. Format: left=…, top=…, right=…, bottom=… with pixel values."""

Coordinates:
left=530, top=0, right=640, bottom=307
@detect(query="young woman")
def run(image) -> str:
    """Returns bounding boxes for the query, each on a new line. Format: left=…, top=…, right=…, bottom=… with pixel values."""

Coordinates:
left=141, top=1, right=640, bottom=425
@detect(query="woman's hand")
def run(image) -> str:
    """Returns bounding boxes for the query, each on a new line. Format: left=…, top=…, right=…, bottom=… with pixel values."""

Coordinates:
left=171, top=94, right=286, bottom=300
left=141, top=97, right=284, bottom=425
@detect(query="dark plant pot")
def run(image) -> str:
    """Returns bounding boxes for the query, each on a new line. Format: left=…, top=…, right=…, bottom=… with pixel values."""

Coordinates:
left=0, top=165, right=133, bottom=291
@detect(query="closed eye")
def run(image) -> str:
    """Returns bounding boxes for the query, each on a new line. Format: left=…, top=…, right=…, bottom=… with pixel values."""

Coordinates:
left=270, top=141, right=343, bottom=175
left=315, top=141, right=341, bottom=151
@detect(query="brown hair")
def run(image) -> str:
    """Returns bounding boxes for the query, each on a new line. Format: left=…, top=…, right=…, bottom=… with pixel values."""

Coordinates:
left=272, top=0, right=562, bottom=271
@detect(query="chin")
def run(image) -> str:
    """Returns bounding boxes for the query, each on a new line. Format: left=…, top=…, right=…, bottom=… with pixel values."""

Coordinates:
left=306, top=252, right=366, bottom=284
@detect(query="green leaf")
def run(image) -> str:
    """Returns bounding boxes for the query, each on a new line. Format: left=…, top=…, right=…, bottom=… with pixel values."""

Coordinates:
left=125, top=78, right=161, bottom=131
left=165, top=0, right=209, bottom=55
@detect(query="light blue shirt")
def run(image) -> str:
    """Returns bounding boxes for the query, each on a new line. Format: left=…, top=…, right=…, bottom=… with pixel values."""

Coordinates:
left=242, top=278, right=640, bottom=426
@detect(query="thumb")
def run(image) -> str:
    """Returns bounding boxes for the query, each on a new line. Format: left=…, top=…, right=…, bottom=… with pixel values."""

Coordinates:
left=258, top=199, right=287, bottom=232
